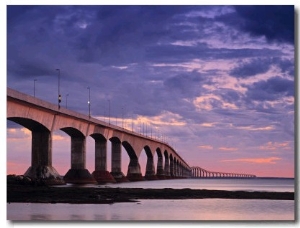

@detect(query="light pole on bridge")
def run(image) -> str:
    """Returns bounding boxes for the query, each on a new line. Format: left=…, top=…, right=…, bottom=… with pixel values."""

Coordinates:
left=56, top=69, right=61, bottom=109
left=108, top=99, right=111, bottom=124
left=87, top=87, right=91, bottom=117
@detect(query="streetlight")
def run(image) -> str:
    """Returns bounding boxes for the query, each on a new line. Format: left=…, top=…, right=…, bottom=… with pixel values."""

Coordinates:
left=87, top=87, right=91, bottom=117
left=56, top=69, right=61, bottom=109
left=66, top=93, right=69, bottom=108
left=33, top=79, right=37, bottom=97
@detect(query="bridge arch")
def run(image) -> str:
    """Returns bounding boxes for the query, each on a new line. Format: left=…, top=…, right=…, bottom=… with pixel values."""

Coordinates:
left=8, top=117, right=50, bottom=132
left=7, top=118, right=63, bottom=182
left=61, top=127, right=96, bottom=184
left=7, top=88, right=192, bottom=183
left=143, top=146, right=157, bottom=180
left=122, top=140, right=143, bottom=181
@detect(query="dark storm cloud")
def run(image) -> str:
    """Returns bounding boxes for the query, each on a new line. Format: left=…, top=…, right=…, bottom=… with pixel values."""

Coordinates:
left=76, top=5, right=194, bottom=65
left=230, top=58, right=271, bottom=78
left=6, top=5, right=198, bottom=69
left=233, top=6, right=294, bottom=44
left=6, top=5, right=288, bottom=78
left=230, top=57, right=294, bottom=78
left=6, top=5, right=294, bottom=114
left=245, top=76, right=294, bottom=101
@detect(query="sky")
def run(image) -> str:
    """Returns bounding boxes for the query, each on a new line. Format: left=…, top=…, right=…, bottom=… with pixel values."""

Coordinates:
left=5, top=4, right=296, bottom=178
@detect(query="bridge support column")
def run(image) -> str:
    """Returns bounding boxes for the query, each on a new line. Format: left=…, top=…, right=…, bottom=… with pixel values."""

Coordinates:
left=64, top=135, right=96, bottom=184
left=156, top=155, right=165, bottom=179
left=170, top=157, right=174, bottom=178
left=173, top=161, right=177, bottom=178
left=164, top=154, right=170, bottom=178
left=144, top=156, right=158, bottom=180
left=110, top=140, right=128, bottom=182
left=127, top=156, right=144, bottom=181
left=24, top=131, right=64, bottom=185
left=92, top=137, right=116, bottom=184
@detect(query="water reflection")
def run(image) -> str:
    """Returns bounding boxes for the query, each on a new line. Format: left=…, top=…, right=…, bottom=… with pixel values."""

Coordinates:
left=30, top=214, right=52, bottom=220
left=7, top=199, right=294, bottom=221
left=70, top=214, right=84, bottom=220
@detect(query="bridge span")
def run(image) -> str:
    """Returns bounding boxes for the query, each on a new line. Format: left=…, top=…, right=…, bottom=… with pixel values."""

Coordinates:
left=7, top=88, right=192, bottom=185
left=191, top=166, right=256, bottom=178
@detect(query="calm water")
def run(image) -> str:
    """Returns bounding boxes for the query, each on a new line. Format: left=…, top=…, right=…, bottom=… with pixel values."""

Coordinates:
left=7, top=178, right=295, bottom=221
left=95, top=177, right=295, bottom=192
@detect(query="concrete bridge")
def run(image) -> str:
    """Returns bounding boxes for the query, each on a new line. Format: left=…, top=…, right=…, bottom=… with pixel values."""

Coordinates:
left=7, top=88, right=191, bottom=185
left=191, top=166, right=256, bottom=178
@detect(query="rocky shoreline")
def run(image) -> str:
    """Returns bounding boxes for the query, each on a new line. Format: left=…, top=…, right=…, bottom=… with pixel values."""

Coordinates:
left=7, top=175, right=294, bottom=204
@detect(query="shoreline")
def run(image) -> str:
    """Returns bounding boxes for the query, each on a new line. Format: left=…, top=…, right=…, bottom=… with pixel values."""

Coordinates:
left=7, top=184, right=294, bottom=205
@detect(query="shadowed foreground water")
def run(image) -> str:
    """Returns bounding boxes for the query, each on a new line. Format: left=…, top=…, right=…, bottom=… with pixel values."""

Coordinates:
left=7, top=199, right=294, bottom=221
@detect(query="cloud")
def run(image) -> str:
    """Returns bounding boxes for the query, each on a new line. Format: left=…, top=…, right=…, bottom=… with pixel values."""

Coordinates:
left=235, top=125, right=275, bottom=131
left=198, top=145, right=213, bottom=150
left=245, top=76, right=294, bottom=101
left=222, top=157, right=281, bottom=164
left=147, top=44, right=283, bottom=64
left=52, top=134, right=66, bottom=141
left=259, top=141, right=292, bottom=151
left=163, top=70, right=205, bottom=98
left=233, top=6, right=294, bottom=44
left=230, top=58, right=272, bottom=78
left=138, top=111, right=186, bottom=127
left=7, top=128, right=31, bottom=140
left=230, top=57, right=294, bottom=78
left=193, top=94, right=238, bottom=111
left=199, top=122, right=216, bottom=127
left=218, top=147, right=238, bottom=152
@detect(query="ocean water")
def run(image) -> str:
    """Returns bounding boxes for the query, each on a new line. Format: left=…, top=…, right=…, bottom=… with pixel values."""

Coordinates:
left=95, top=177, right=295, bottom=192
left=7, top=178, right=295, bottom=221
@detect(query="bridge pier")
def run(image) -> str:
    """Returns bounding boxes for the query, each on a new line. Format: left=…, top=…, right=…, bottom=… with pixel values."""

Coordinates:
left=64, top=134, right=96, bottom=184
left=144, top=155, right=158, bottom=180
left=91, top=135, right=116, bottom=184
left=170, top=156, right=174, bottom=178
left=174, top=160, right=177, bottom=178
left=110, top=139, right=128, bottom=182
left=24, top=130, right=64, bottom=185
left=156, top=154, right=165, bottom=179
left=164, top=153, right=171, bottom=178
left=127, top=156, right=144, bottom=181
